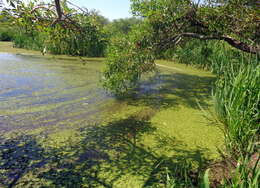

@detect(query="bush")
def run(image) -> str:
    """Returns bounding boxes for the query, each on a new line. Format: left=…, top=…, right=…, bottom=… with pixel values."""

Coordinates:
left=12, top=14, right=107, bottom=57
left=0, top=31, right=14, bottom=41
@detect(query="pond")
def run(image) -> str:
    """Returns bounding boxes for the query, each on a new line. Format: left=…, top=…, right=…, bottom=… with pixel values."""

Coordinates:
left=0, top=52, right=113, bottom=134
left=0, top=42, right=224, bottom=187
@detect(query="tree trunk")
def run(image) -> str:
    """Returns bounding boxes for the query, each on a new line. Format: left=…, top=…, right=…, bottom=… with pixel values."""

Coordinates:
left=54, top=0, right=62, bottom=19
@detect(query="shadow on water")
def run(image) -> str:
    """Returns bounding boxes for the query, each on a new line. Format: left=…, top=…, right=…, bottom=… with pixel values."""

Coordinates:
left=0, top=53, right=215, bottom=187
left=0, top=111, right=211, bottom=187
left=0, top=135, right=46, bottom=188
left=123, top=72, right=215, bottom=110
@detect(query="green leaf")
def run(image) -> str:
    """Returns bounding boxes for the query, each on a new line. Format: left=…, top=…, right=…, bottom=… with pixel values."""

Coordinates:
left=202, top=169, right=210, bottom=188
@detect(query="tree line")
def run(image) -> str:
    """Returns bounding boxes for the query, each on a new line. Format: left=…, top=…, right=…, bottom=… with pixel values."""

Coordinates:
left=0, top=0, right=141, bottom=56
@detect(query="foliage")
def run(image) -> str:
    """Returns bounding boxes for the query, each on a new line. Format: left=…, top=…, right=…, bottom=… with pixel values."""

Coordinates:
left=202, top=169, right=210, bottom=188
left=42, top=15, right=106, bottom=56
left=103, top=22, right=155, bottom=95
left=213, top=56, right=259, bottom=157
left=105, top=17, right=142, bottom=36
left=103, top=0, right=260, bottom=94
left=0, top=29, right=14, bottom=41
left=4, top=0, right=107, bottom=56
left=131, top=0, right=260, bottom=54
left=171, top=39, right=260, bottom=186
left=223, top=154, right=260, bottom=188
left=0, top=12, right=15, bottom=41
left=160, top=39, right=215, bottom=68
left=167, top=40, right=259, bottom=158
left=102, top=1, right=259, bottom=187
left=1, top=0, right=259, bottom=187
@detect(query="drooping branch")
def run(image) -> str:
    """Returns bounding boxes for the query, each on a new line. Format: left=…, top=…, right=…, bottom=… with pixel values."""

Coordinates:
left=159, top=32, right=260, bottom=55
left=181, top=33, right=260, bottom=55
left=221, top=36, right=260, bottom=55
left=156, top=6, right=260, bottom=54
left=30, top=4, right=56, bottom=15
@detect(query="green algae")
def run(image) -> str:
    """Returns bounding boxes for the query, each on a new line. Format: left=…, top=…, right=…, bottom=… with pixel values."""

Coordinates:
left=0, top=43, right=224, bottom=187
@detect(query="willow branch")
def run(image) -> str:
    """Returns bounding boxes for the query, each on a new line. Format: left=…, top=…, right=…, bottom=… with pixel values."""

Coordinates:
left=159, top=32, right=260, bottom=55
left=181, top=33, right=260, bottom=55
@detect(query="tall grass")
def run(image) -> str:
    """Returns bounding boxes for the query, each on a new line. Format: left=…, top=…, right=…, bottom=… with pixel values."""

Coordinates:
left=172, top=39, right=259, bottom=156
left=212, top=52, right=260, bottom=187
left=214, top=57, right=259, bottom=156
left=43, top=24, right=106, bottom=57
left=162, top=39, right=260, bottom=187
left=224, top=154, right=260, bottom=188
left=13, top=31, right=44, bottom=50
left=12, top=14, right=107, bottom=57
left=13, top=26, right=106, bottom=57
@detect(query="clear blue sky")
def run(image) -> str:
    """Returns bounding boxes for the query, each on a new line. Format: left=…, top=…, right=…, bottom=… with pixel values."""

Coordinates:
left=70, top=0, right=132, bottom=20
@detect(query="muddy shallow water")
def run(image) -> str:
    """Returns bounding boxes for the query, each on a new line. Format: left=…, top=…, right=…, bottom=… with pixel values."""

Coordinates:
left=0, top=52, right=114, bottom=134
left=0, top=44, right=224, bottom=187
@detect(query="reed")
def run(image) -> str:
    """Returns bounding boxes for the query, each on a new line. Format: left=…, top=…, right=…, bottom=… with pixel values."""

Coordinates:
left=162, top=40, right=260, bottom=187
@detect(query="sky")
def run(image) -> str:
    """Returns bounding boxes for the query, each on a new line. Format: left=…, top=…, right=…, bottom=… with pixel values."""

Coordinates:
left=1, top=0, right=133, bottom=20
left=67, top=0, right=132, bottom=20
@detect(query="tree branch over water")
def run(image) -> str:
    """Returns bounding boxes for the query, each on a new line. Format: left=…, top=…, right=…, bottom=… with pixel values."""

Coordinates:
left=131, top=0, right=260, bottom=55
left=159, top=33, right=260, bottom=55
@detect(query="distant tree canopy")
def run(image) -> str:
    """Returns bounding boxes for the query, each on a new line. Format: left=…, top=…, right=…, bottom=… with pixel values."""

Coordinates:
left=103, top=0, right=260, bottom=94
left=105, top=18, right=143, bottom=36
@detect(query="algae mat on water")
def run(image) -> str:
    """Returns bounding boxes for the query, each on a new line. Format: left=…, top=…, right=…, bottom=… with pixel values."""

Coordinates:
left=0, top=42, right=224, bottom=188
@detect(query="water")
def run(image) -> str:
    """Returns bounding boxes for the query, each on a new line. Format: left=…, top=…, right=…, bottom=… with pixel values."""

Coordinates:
left=0, top=48, right=224, bottom=187
left=0, top=53, right=112, bottom=133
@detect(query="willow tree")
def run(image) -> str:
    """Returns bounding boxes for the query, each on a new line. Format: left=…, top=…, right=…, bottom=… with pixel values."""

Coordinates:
left=3, top=0, right=106, bottom=56
left=103, top=0, right=260, bottom=94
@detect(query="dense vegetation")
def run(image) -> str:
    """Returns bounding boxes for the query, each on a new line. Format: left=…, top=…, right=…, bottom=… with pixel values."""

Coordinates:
left=0, top=0, right=259, bottom=187
left=104, top=0, right=259, bottom=186
left=173, top=40, right=260, bottom=187
left=0, top=1, right=141, bottom=56
left=0, top=10, right=14, bottom=41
